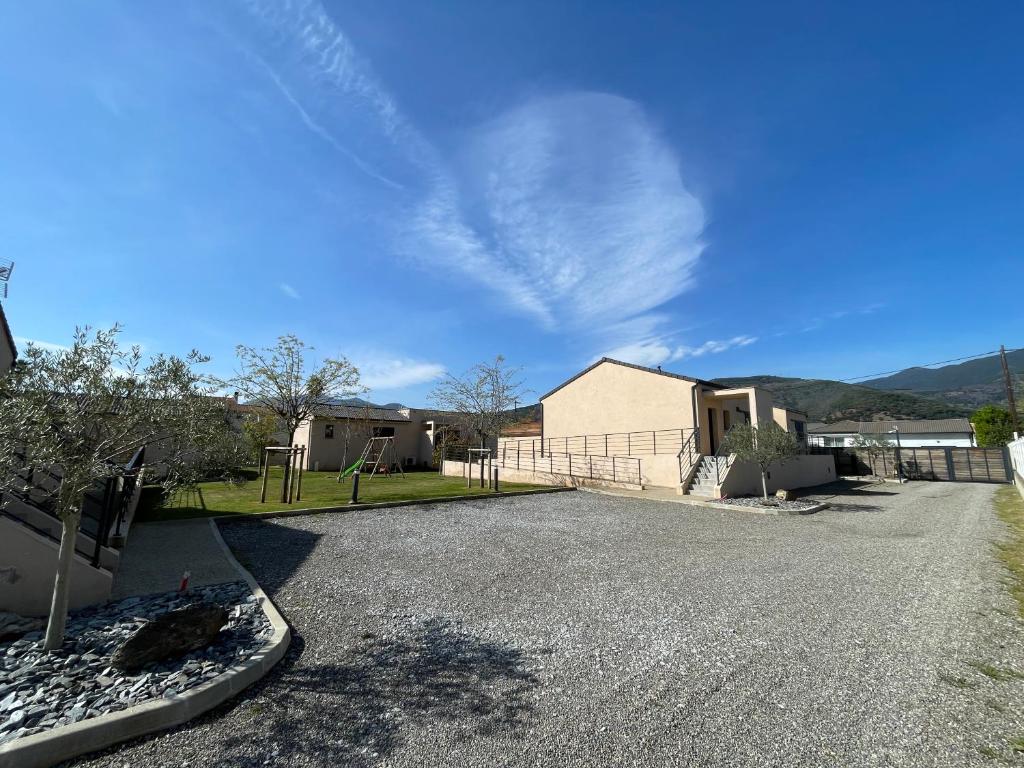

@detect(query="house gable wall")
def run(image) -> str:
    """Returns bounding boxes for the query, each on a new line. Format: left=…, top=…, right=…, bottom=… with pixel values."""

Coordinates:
left=541, top=361, right=698, bottom=439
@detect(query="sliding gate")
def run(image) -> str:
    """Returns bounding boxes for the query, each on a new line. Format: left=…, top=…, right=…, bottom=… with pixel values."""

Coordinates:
left=823, top=446, right=1011, bottom=483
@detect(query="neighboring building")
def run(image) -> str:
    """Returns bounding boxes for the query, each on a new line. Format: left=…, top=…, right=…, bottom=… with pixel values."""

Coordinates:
left=293, top=405, right=462, bottom=472
left=0, top=302, right=16, bottom=373
left=807, top=419, right=975, bottom=448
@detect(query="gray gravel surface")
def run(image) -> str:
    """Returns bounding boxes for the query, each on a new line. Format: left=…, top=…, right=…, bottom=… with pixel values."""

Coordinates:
left=70, top=481, right=1024, bottom=766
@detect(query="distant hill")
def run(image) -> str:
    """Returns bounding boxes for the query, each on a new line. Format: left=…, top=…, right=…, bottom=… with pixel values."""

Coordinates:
left=330, top=397, right=406, bottom=409
left=712, top=375, right=972, bottom=423
left=862, top=348, right=1024, bottom=409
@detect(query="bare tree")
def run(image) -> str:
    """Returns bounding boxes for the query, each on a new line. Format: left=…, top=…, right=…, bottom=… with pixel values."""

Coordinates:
left=720, top=422, right=800, bottom=500
left=430, top=356, right=527, bottom=449
left=229, top=335, right=362, bottom=499
left=0, top=326, right=245, bottom=650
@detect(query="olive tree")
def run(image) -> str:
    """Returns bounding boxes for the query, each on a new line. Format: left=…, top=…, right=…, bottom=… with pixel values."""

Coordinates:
left=228, top=336, right=362, bottom=498
left=242, top=411, right=280, bottom=471
left=429, top=356, right=526, bottom=449
left=851, top=433, right=892, bottom=475
left=720, top=421, right=800, bottom=500
left=0, top=326, right=245, bottom=650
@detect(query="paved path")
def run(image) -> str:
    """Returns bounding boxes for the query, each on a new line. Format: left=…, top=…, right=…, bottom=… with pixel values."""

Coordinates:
left=111, top=519, right=239, bottom=599
left=79, top=481, right=1024, bottom=767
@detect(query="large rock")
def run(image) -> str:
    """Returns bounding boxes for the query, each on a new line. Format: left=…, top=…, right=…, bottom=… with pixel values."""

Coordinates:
left=112, top=603, right=227, bottom=672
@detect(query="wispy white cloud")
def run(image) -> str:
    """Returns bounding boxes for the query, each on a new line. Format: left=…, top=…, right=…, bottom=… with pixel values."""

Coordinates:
left=237, top=1, right=707, bottom=355
left=244, top=48, right=404, bottom=190
left=279, top=283, right=300, bottom=299
left=602, top=340, right=674, bottom=368
left=673, top=335, right=758, bottom=360
left=441, top=93, right=705, bottom=334
left=13, top=337, right=69, bottom=353
left=603, top=334, right=758, bottom=367
left=357, top=357, right=446, bottom=391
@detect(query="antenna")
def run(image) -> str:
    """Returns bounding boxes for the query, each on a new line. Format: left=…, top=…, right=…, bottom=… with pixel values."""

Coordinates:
left=0, top=259, right=12, bottom=299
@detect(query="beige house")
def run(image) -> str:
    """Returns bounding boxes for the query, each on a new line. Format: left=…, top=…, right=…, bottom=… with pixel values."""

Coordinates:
left=540, top=358, right=807, bottom=455
left=486, top=358, right=830, bottom=497
left=293, top=405, right=460, bottom=472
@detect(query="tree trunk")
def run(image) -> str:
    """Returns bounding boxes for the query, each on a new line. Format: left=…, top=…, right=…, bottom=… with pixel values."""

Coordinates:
left=43, top=514, right=80, bottom=651
left=761, top=472, right=769, bottom=501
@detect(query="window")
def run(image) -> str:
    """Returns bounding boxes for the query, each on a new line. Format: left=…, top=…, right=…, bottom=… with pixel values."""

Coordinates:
left=324, top=424, right=334, bottom=439
left=372, top=426, right=396, bottom=437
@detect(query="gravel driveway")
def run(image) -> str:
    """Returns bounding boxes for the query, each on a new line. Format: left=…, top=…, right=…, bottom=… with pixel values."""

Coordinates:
left=72, top=481, right=1024, bottom=767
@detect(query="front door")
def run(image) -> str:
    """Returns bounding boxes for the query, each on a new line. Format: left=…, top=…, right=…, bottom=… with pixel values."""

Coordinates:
left=708, top=407, right=717, bottom=454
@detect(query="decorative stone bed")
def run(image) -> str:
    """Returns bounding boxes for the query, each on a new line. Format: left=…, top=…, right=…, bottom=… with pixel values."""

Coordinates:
left=717, top=496, right=821, bottom=513
left=0, top=582, right=271, bottom=746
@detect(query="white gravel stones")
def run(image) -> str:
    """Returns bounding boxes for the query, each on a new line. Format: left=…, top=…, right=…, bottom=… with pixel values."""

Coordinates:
left=0, top=581, right=271, bottom=746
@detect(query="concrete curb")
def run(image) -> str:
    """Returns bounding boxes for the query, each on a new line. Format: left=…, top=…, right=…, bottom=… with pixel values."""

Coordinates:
left=579, top=487, right=828, bottom=516
left=208, top=485, right=577, bottom=524
left=0, top=523, right=292, bottom=768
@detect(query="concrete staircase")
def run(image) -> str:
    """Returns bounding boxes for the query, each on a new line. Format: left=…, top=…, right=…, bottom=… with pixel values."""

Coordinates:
left=686, top=455, right=731, bottom=497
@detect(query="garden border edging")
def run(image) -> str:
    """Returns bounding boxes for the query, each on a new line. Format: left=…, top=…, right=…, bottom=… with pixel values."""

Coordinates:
left=0, top=521, right=291, bottom=768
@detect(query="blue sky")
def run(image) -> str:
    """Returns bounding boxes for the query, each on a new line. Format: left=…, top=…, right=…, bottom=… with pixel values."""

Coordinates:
left=1, top=1, right=1022, bottom=405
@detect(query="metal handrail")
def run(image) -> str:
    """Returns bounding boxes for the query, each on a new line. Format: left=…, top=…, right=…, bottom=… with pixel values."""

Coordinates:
left=499, top=428, right=696, bottom=458
left=447, top=444, right=643, bottom=485
left=677, top=427, right=701, bottom=484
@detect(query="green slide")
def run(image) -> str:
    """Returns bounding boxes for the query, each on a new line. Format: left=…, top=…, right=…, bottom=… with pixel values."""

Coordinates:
left=338, top=458, right=364, bottom=479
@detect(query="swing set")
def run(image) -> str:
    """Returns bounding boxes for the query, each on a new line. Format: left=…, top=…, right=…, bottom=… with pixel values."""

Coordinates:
left=337, top=436, right=406, bottom=482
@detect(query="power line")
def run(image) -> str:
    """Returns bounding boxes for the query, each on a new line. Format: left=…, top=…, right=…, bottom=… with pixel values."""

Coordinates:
left=839, top=347, right=1023, bottom=384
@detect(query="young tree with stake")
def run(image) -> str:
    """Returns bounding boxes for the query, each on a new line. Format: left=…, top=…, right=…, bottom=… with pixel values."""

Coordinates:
left=720, top=421, right=800, bottom=500
left=0, top=326, right=246, bottom=650
left=229, top=335, right=362, bottom=499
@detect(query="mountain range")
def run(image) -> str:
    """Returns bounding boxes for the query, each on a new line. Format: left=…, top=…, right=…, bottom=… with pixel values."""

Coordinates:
left=715, top=348, right=1023, bottom=423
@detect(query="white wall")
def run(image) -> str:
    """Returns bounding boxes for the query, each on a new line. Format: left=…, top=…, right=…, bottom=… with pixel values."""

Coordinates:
left=811, top=432, right=973, bottom=448
left=0, top=520, right=113, bottom=617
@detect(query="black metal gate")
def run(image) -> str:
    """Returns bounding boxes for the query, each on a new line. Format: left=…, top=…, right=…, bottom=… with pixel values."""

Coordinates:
left=818, top=446, right=1011, bottom=484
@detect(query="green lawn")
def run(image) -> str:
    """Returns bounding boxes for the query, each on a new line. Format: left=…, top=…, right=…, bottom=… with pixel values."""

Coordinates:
left=135, top=467, right=546, bottom=521
left=995, top=485, right=1024, bottom=619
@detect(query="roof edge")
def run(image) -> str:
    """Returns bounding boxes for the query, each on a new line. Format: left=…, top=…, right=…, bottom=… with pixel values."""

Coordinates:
left=540, top=357, right=723, bottom=401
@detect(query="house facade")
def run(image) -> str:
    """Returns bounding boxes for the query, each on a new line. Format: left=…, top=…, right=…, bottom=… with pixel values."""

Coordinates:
left=293, top=405, right=460, bottom=472
left=807, top=419, right=975, bottom=448
left=539, top=358, right=807, bottom=456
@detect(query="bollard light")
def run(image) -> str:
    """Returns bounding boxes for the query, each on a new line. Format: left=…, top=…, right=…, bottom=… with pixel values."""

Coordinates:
left=349, top=470, right=360, bottom=504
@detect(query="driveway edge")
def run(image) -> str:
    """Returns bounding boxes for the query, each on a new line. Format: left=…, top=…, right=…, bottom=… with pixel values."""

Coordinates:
left=0, top=523, right=291, bottom=768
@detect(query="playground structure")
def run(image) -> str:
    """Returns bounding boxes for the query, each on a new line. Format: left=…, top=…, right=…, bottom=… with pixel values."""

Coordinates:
left=337, top=436, right=406, bottom=482
left=260, top=445, right=306, bottom=504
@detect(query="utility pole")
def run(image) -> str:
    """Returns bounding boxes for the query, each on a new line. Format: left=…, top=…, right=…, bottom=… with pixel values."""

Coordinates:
left=1001, top=345, right=1021, bottom=438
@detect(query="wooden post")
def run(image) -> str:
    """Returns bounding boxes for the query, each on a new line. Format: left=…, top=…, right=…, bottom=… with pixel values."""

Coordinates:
left=1001, top=345, right=1021, bottom=438
left=260, top=449, right=270, bottom=503
left=296, top=446, right=305, bottom=501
